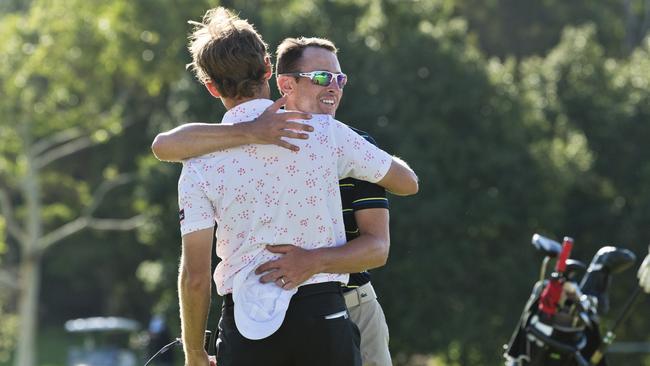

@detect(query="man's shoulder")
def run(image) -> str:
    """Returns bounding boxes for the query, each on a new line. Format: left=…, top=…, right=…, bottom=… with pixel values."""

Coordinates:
left=329, top=120, right=378, bottom=147
left=348, top=126, right=378, bottom=146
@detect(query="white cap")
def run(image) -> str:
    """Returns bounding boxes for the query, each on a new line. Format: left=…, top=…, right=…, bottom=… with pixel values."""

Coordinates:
left=232, top=264, right=297, bottom=340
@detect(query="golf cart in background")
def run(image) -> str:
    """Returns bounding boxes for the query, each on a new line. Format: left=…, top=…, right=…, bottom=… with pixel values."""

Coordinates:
left=64, top=317, right=142, bottom=366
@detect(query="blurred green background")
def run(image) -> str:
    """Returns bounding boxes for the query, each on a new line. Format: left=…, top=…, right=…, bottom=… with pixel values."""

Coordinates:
left=2, top=0, right=650, bottom=365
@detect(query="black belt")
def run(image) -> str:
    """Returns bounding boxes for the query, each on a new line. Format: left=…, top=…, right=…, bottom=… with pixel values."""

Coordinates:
left=342, top=278, right=371, bottom=293
left=222, top=281, right=342, bottom=306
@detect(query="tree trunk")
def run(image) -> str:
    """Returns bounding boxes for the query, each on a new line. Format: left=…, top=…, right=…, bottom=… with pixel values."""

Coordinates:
left=14, top=128, right=42, bottom=366
left=14, top=252, right=41, bottom=366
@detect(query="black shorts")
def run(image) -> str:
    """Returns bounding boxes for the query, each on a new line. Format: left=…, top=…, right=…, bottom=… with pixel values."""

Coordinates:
left=216, top=282, right=361, bottom=366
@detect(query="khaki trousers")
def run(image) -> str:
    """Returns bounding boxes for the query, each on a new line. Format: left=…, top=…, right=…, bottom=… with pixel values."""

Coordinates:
left=344, top=282, right=392, bottom=366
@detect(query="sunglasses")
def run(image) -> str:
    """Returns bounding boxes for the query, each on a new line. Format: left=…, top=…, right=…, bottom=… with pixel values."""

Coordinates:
left=282, top=70, right=348, bottom=88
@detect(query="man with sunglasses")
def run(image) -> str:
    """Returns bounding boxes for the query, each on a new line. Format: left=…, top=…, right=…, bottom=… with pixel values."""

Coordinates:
left=268, top=37, right=396, bottom=366
left=153, top=19, right=415, bottom=366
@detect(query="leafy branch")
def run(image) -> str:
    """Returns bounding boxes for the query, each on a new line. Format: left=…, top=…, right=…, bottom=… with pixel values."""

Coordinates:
left=38, top=174, right=145, bottom=251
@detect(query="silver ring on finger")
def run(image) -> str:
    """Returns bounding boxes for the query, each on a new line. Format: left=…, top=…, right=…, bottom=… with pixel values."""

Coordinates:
left=280, top=277, right=286, bottom=286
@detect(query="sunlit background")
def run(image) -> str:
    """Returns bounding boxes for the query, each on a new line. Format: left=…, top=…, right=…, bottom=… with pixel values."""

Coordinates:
left=2, top=0, right=650, bottom=365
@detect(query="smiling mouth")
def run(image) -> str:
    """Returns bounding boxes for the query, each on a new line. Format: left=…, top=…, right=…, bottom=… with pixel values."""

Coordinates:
left=320, top=98, right=336, bottom=106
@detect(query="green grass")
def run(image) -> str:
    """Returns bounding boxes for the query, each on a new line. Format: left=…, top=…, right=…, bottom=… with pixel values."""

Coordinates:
left=1, top=326, right=83, bottom=366
left=37, top=327, right=76, bottom=366
left=2, top=326, right=173, bottom=366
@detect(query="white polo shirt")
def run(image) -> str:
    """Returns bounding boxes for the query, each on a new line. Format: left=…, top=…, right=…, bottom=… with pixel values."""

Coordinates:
left=178, top=98, right=391, bottom=339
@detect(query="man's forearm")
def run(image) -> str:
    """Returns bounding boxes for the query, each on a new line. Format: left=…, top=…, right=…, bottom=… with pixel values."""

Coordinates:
left=151, top=99, right=314, bottom=162
left=257, top=233, right=389, bottom=288
left=179, top=265, right=211, bottom=358
left=257, top=208, right=390, bottom=288
left=153, top=123, right=253, bottom=162
left=315, top=207, right=391, bottom=274
left=313, top=233, right=389, bottom=274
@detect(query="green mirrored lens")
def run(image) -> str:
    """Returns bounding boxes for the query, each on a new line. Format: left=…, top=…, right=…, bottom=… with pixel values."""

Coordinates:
left=312, top=72, right=332, bottom=86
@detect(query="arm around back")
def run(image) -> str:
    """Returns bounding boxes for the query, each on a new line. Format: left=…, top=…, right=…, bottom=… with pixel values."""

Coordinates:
left=307, top=207, right=390, bottom=274
left=254, top=208, right=390, bottom=288
left=151, top=98, right=314, bottom=162
left=376, top=156, right=419, bottom=196
left=151, top=123, right=254, bottom=162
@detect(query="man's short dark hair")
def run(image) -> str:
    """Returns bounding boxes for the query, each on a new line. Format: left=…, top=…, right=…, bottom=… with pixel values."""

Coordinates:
left=275, top=37, right=338, bottom=75
left=187, top=7, right=269, bottom=98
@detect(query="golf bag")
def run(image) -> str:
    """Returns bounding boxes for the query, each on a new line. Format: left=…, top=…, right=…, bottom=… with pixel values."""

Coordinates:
left=504, top=234, right=636, bottom=366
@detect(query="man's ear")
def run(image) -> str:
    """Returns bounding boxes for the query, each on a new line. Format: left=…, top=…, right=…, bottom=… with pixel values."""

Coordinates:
left=276, top=75, right=295, bottom=97
left=205, top=82, right=221, bottom=98
left=264, top=56, right=273, bottom=80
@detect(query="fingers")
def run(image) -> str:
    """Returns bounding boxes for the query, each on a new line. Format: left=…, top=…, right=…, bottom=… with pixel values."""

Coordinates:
left=279, top=130, right=310, bottom=140
left=276, top=140, right=300, bottom=152
left=258, top=269, right=293, bottom=289
left=255, top=259, right=280, bottom=275
left=264, top=95, right=288, bottom=114
left=265, top=244, right=294, bottom=253
left=254, top=245, right=294, bottom=274
left=283, top=120, right=314, bottom=132
left=273, top=124, right=310, bottom=151
left=282, top=112, right=313, bottom=124
left=259, top=270, right=298, bottom=290
left=277, top=277, right=296, bottom=290
left=259, top=269, right=283, bottom=284
left=275, top=277, right=292, bottom=289
left=271, top=275, right=296, bottom=290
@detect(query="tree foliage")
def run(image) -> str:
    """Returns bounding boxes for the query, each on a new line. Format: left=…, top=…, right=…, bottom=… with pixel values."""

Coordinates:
left=0, top=0, right=202, bottom=364
left=455, top=0, right=650, bottom=58
left=2, top=1, right=650, bottom=365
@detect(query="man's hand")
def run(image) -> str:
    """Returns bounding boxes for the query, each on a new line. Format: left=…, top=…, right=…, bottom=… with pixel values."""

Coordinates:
left=185, top=350, right=216, bottom=366
left=185, top=349, right=211, bottom=366
left=255, top=244, right=320, bottom=290
left=638, top=246, right=650, bottom=293
left=244, top=95, right=314, bottom=151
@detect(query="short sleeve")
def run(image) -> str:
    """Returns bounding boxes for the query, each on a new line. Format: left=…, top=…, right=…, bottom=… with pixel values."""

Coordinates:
left=350, top=179, right=389, bottom=211
left=178, top=163, right=215, bottom=236
left=331, top=118, right=392, bottom=183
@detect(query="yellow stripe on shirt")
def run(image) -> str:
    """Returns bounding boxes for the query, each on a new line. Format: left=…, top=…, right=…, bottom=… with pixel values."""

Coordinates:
left=352, top=197, right=388, bottom=204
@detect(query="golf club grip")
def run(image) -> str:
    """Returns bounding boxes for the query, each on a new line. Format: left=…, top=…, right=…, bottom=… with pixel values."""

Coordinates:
left=590, top=349, right=604, bottom=364
left=556, top=237, right=574, bottom=273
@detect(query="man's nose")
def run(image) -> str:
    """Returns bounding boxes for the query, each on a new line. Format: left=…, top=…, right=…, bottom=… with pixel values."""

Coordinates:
left=327, top=82, right=342, bottom=92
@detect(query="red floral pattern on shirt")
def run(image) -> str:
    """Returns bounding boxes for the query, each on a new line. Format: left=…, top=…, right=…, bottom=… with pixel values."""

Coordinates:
left=178, top=99, right=391, bottom=295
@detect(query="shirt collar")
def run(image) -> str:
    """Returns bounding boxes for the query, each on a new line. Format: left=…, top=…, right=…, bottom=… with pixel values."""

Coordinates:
left=222, top=98, right=274, bottom=124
